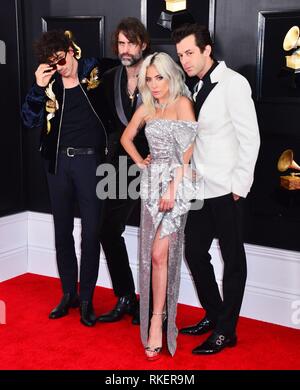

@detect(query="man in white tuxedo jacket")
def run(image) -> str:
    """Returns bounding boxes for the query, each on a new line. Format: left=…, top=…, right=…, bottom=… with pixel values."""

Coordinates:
left=173, top=24, right=260, bottom=354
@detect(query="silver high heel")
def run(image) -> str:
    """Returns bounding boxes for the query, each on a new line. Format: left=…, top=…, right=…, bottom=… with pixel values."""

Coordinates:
left=145, top=312, right=166, bottom=361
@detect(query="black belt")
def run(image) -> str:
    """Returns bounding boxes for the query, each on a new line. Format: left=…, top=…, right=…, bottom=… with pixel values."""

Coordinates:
left=59, top=147, right=95, bottom=157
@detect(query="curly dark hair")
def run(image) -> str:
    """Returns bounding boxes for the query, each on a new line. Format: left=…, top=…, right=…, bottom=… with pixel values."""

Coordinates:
left=171, top=23, right=214, bottom=58
left=33, top=30, right=79, bottom=63
left=112, top=17, right=151, bottom=57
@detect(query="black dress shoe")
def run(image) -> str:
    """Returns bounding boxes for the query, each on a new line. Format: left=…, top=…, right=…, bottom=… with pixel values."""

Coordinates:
left=49, top=293, right=79, bottom=319
left=80, top=301, right=97, bottom=327
left=98, top=294, right=138, bottom=323
left=192, top=332, right=237, bottom=355
left=179, top=317, right=215, bottom=335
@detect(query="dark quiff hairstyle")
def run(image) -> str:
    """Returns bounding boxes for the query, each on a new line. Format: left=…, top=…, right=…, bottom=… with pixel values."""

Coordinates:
left=33, top=30, right=79, bottom=63
left=112, top=17, right=151, bottom=56
left=171, top=23, right=214, bottom=58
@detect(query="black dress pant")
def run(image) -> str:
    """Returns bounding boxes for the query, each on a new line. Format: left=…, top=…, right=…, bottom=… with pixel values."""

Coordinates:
left=100, top=196, right=138, bottom=297
left=99, top=155, right=140, bottom=297
left=45, top=153, right=103, bottom=301
left=185, top=193, right=247, bottom=336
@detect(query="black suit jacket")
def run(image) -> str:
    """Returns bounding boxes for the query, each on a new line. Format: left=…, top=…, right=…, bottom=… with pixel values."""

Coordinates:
left=98, top=65, right=149, bottom=166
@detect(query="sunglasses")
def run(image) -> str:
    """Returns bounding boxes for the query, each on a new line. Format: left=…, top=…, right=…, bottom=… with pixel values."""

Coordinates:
left=48, top=51, right=67, bottom=70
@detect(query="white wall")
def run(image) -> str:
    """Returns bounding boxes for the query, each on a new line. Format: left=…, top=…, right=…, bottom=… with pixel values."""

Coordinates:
left=1, top=211, right=300, bottom=329
left=0, top=213, right=28, bottom=282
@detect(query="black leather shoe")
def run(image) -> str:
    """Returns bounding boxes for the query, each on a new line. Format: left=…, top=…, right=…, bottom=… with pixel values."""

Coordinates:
left=179, top=317, right=215, bottom=335
left=80, top=301, right=97, bottom=327
left=192, top=332, right=237, bottom=354
left=98, top=294, right=138, bottom=323
left=49, top=293, right=79, bottom=319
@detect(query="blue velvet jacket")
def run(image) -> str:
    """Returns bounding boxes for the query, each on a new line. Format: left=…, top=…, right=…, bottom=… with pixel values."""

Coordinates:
left=21, top=57, right=108, bottom=174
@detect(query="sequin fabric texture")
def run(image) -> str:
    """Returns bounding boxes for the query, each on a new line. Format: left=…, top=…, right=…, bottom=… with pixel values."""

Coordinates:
left=139, top=118, right=200, bottom=356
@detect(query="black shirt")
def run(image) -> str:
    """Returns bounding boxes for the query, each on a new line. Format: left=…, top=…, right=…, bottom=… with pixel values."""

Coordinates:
left=120, top=67, right=139, bottom=121
left=60, top=85, right=104, bottom=148
left=194, top=61, right=219, bottom=117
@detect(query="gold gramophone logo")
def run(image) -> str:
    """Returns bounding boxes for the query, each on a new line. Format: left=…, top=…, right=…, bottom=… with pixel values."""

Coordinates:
left=283, top=26, right=300, bottom=70
left=277, top=149, right=300, bottom=190
left=165, top=0, right=187, bottom=12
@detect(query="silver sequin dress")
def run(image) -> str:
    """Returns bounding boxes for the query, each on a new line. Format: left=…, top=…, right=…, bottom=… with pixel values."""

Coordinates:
left=139, top=118, right=200, bottom=356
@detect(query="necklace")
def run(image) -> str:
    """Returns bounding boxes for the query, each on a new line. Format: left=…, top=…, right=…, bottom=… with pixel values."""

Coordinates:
left=127, top=88, right=137, bottom=107
left=154, top=101, right=168, bottom=111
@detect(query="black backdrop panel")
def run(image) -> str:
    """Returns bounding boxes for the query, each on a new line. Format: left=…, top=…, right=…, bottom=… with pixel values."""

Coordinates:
left=145, top=0, right=212, bottom=44
left=17, top=0, right=300, bottom=250
left=41, top=16, right=105, bottom=58
left=212, top=0, right=300, bottom=251
left=0, top=0, right=24, bottom=216
left=257, top=10, right=300, bottom=102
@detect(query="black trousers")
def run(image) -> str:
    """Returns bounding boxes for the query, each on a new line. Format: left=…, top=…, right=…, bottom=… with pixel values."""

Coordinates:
left=100, top=195, right=138, bottom=297
left=184, top=193, right=247, bottom=336
left=45, top=153, right=103, bottom=301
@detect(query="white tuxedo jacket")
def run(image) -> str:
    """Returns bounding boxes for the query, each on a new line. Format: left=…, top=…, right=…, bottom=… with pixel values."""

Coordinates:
left=192, top=61, right=260, bottom=199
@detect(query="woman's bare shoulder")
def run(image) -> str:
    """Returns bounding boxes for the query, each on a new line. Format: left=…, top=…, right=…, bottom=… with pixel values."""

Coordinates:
left=176, top=96, right=195, bottom=121
left=175, top=95, right=192, bottom=109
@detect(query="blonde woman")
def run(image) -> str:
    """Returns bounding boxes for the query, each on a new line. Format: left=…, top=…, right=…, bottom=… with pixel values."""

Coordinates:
left=121, top=52, right=199, bottom=359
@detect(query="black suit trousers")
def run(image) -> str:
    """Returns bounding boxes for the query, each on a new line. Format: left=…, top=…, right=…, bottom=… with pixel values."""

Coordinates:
left=184, top=193, right=247, bottom=336
left=45, top=153, right=103, bottom=301
left=100, top=195, right=138, bottom=298
left=99, top=157, right=140, bottom=297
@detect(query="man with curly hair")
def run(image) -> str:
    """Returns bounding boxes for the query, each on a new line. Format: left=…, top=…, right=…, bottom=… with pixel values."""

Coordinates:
left=22, top=30, right=107, bottom=327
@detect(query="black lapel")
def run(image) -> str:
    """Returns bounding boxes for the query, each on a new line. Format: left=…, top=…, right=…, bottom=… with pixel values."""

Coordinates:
left=114, top=65, right=142, bottom=125
left=114, top=66, right=129, bottom=126
left=194, top=81, right=218, bottom=117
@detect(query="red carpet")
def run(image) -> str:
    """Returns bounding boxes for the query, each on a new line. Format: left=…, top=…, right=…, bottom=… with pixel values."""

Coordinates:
left=0, top=273, right=299, bottom=370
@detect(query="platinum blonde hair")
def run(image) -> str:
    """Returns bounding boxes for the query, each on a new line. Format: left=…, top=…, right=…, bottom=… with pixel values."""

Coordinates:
left=138, top=52, right=190, bottom=116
